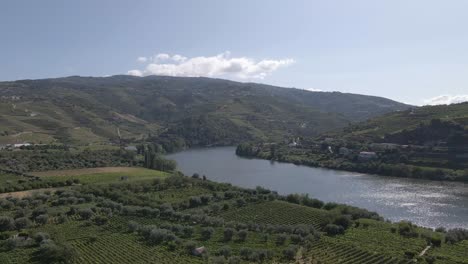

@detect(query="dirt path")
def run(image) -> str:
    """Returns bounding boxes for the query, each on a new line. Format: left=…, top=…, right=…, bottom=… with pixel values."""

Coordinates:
left=31, top=167, right=139, bottom=177
left=419, top=245, right=431, bottom=257
left=0, top=187, right=58, bottom=199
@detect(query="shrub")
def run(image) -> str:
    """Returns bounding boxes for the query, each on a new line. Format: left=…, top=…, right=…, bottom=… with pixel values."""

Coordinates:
left=34, top=240, right=78, bottom=264
left=227, top=256, right=241, bottom=264
left=398, top=221, right=418, bottom=238
left=182, top=226, right=194, bottom=238
left=445, top=228, right=468, bottom=244
left=223, top=228, right=235, bottom=242
left=283, top=245, right=298, bottom=260
left=237, top=230, right=248, bottom=242
left=35, top=214, right=49, bottom=225
left=333, top=215, right=352, bottom=230
left=14, top=217, right=31, bottom=230
left=33, top=232, right=50, bottom=243
left=211, top=256, right=226, bottom=264
left=276, top=234, right=288, bottom=245
left=0, top=216, right=15, bottom=231
left=218, top=246, right=232, bottom=258
left=239, top=248, right=252, bottom=260
left=148, top=228, right=174, bottom=245
left=184, top=240, right=197, bottom=255
left=201, top=227, right=214, bottom=240
left=92, top=215, right=108, bottom=226
left=324, top=224, right=345, bottom=236
left=78, top=208, right=94, bottom=220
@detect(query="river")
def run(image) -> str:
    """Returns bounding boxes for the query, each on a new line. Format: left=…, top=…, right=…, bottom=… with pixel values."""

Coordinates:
left=167, top=147, right=468, bottom=229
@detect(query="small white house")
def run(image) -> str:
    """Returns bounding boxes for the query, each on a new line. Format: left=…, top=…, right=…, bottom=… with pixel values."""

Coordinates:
left=13, top=143, right=31, bottom=148
left=124, top=146, right=138, bottom=152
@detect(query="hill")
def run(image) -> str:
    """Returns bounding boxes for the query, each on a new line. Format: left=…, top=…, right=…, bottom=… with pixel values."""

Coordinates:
left=336, top=102, right=468, bottom=144
left=236, top=102, right=468, bottom=181
left=0, top=75, right=410, bottom=148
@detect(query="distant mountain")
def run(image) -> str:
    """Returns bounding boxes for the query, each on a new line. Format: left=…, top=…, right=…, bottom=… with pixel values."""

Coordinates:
left=0, top=75, right=410, bottom=146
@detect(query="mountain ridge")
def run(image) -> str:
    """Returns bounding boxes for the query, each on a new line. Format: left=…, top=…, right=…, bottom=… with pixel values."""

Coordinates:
left=0, top=75, right=411, bottom=146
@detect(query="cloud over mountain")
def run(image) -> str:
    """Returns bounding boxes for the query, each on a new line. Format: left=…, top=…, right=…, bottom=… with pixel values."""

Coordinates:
left=128, top=52, right=294, bottom=79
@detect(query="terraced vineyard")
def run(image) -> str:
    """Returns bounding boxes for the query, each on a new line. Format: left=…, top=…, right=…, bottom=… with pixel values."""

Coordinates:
left=71, top=233, right=201, bottom=264
left=334, top=219, right=427, bottom=257
left=1, top=172, right=468, bottom=263
left=218, top=200, right=332, bottom=230
left=306, top=237, right=410, bottom=264
left=426, top=240, right=468, bottom=264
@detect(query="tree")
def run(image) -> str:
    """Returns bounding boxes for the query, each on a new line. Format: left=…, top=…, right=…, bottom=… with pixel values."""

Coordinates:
left=201, top=227, right=214, bottom=240
left=283, top=245, right=298, bottom=260
left=34, top=240, right=78, bottom=264
left=223, top=228, right=235, bottom=242
left=237, top=230, right=248, bottom=242
left=217, top=246, right=232, bottom=258
left=78, top=208, right=94, bottom=220
left=35, top=214, right=49, bottom=225
left=0, top=216, right=15, bottom=231
left=324, top=224, right=344, bottom=236
left=14, top=217, right=31, bottom=230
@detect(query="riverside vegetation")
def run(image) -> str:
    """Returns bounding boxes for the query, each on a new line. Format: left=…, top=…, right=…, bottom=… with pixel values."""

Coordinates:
left=236, top=102, right=468, bottom=182
left=0, top=146, right=467, bottom=263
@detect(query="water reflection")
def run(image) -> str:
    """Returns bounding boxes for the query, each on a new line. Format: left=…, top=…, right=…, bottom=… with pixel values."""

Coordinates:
left=168, top=147, right=468, bottom=229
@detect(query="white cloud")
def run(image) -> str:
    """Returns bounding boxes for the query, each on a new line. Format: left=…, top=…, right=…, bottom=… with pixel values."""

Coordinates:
left=137, top=57, right=148, bottom=63
left=305, top=88, right=323, bottom=92
left=154, top=53, right=170, bottom=62
left=127, top=69, right=143, bottom=77
left=127, top=52, right=294, bottom=79
left=423, top=94, right=468, bottom=105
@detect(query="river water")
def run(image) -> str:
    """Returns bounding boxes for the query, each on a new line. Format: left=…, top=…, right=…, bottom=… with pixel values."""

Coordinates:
left=167, top=147, right=468, bottom=229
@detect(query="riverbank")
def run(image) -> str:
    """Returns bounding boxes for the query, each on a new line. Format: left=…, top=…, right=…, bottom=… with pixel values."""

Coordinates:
left=167, top=147, right=468, bottom=230
left=235, top=143, right=468, bottom=183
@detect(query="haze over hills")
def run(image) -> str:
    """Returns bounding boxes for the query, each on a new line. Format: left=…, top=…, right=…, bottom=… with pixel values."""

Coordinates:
left=0, top=75, right=410, bottom=146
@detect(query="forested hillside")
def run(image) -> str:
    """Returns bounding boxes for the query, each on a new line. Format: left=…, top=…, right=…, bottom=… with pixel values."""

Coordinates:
left=0, top=76, right=409, bottom=148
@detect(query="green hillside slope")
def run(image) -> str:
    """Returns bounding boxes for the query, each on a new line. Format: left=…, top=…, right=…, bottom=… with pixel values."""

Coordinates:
left=0, top=75, right=409, bottom=147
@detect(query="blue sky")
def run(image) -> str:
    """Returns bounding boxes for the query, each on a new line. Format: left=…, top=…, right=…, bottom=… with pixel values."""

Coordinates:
left=1, top=0, right=467, bottom=105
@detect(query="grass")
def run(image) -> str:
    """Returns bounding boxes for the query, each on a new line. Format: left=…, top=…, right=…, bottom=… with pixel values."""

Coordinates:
left=31, top=167, right=169, bottom=185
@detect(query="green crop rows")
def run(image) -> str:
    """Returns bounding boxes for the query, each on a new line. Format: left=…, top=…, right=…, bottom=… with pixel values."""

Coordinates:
left=218, top=200, right=331, bottom=229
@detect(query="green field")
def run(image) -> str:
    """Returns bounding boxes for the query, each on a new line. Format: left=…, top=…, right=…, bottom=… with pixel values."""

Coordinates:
left=31, top=167, right=169, bottom=185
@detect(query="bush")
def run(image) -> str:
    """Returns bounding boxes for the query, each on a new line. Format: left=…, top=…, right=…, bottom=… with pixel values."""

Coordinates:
left=445, top=228, right=468, bottom=244
left=184, top=240, right=197, bottom=255
left=398, top=221, right=418, bottom=238
left=201, top=227, right=214, bottom=240
left=324, top=224, right=345, bottom=236
left=283, top=245, right=298, bottom=260
left=148, top=228, right=175, bottom=245
left=276, top=234, right=288, bottom=245
left=92, top=215, right=108, bottom=226
left=218, top=246, right=232, bottom=258
left=333, top=215, right=352, bottom=230
left=211, top=256, right=226, bottom=264
left=33, top=232, right=50, bottom=243
left=0, top=216, right=15, bottom=231
left=78, top=208, right=94, bottom=220
left=14, top=217, right=31, bottom=230
left=182, top=226, right=194, bottom=238
left=35, top=214, right=49, bottom=225
left=237, top=230, right=248, bottom=242
left=227, top=256, right=241, bottom=264
left=223, top=228, right=235, bottom=242
left=34, top=240, right=77, bottom=264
